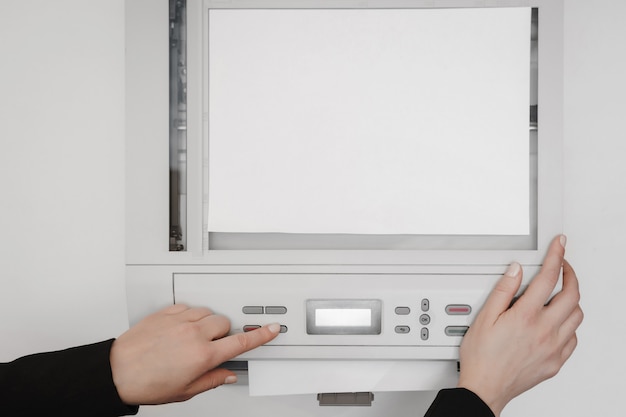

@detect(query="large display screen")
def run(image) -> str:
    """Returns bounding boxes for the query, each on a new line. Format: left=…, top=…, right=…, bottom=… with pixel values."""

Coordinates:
left=307, top=300, right=382, bottom=335
left=315, top=309, right=372, bottom=328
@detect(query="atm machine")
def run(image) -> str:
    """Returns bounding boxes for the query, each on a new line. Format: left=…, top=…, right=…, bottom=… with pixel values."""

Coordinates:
left=126, top=0, right=563, bottom=404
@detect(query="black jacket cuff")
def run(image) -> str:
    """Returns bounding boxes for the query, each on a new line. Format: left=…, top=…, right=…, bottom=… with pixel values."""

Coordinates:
left=424, top=388, right=496, bottom=417
left=0, top=339, right=139, bottom=417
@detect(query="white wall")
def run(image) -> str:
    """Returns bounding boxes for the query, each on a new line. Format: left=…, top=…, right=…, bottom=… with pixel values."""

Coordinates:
left=0, top=0, right=127, bottom=357
left=0, top=1, right=624, bottom=416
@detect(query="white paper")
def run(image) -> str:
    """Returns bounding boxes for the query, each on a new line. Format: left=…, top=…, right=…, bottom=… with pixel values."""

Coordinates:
left=208, top=8, right=531, bottom=235
left=247, top=360, right=458, bottom=396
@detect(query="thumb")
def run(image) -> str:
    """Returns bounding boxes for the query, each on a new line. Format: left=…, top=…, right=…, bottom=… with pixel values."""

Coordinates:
left=480, top=262, right=523, bottom=322
left=186, top=368, right=238, bottom=398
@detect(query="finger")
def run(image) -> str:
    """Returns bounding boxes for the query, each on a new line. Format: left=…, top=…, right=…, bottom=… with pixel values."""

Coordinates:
left=545, top=259, right=581, bottom=323
left=185, top=368, right=238, bottom=399
left=519, top=235, right=566, bottom=309
left=196, top=314, right=231, bottom=341
left=477, top=262, right=523, bottom=323
left=208, top=323, right=281, bottom=364
left=559, top=259, right=579, bottom=297
left=558, top=305, right=584, bottom=342
left=560, top=333, right=578, bottom=363
left=180, top=307, right=214, bottom=322
left=163, top=304, right=190, bottom=315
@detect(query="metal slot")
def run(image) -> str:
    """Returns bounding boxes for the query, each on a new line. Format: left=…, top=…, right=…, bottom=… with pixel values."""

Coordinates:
left=169, top=0, right=187, bottom=251
left=317, top=392, right=374, bottom=407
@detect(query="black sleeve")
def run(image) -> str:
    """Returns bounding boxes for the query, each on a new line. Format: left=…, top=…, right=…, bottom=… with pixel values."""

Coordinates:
left=424, top=388, right=495, bottom=417
left=0, top=339, right=139, bottom=417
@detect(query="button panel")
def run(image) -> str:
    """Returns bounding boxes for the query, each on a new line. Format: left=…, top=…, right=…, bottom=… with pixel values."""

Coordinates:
left=393, top=302, right=436, bottom=341
left=389, top=298, right=474, bottom=342
left=241, top=305, right=288, bottom=334
left=240, top=299, right=474, bottom=344
left=243, top=306, right=289, bottom=315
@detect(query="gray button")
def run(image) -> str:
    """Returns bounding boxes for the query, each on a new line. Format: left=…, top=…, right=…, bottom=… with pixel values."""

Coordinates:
left=395, top=307, right=411, bottom=315
left=420, top=327, right=429, bottom=340
left=445, top=326, right=469, bottom=336
left=395, top=326, right=411, bottom=334
left=421, top=298, right=430, bottom=312
left=419, top=314, right=431, bottom=325
left=280, top=325, right=288, bottom=333
left=242, top=306, right=264, bottom=314
left=265, top=306, right=287, bottom=314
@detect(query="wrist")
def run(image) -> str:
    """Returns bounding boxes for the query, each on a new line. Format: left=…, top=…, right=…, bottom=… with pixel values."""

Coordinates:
left=456, top=381, right=505, bottom=417
left=109, top=339, right=136, bottom=405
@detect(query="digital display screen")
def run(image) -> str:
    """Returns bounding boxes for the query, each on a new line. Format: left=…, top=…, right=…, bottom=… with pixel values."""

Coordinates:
left=306, top=299, right=381, bottom=335
left=315, top=308, right=372, bottom=327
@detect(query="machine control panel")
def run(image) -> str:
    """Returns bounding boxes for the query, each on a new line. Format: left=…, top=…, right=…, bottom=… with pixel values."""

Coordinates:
left=173, top=273, right=495, bottom=359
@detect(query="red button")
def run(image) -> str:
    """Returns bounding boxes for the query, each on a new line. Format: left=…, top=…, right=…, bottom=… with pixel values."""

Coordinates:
left=243, top=325, right=261, bottom=332
left=445, top=305, right=472, bottom=315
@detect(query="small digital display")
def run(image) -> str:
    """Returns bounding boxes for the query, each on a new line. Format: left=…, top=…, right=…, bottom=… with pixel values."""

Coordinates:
left=306, top=299, right=381, bottom=335
left=315, top=308, right=372, bottom=327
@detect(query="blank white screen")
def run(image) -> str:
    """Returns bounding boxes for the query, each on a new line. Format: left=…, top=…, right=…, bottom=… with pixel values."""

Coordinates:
left=207, top=8, right=531, bottom=235
left=315, top=309, right=372, bottom=327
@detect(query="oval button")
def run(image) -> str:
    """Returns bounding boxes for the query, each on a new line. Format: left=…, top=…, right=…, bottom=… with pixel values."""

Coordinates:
left=445, top=305, right=472, bottom=315
left=395, top=307, right=411, bottom=315
left=265, top=306, right=288, bottom=314
left=445, top=326, right=469, bottom=336
left=243, top=325, right=261, bottom=332
left=395, top=326, right=411, bottom=334
left=242, top=306, right=264, bottom=314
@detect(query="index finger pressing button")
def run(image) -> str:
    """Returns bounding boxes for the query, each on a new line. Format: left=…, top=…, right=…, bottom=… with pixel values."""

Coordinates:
left=243, top=325, right=261, bottom=332
left=209, top=323, right=281, bottom=366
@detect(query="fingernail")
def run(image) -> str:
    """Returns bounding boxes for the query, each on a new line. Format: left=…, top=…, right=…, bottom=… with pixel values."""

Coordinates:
left=268, top=323, right=281, bottom=334
left=225, top=375, right=238, bottom=384
left=560, top=235, right=567, bottom=248
left=505, top=262, right=521, bottom=277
